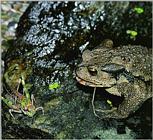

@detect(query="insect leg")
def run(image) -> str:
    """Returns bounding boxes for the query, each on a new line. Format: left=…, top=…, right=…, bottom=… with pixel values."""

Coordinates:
left=31, top=94, right=36, bottom=105
left=9, top=109, right=22, bottom=119
left=16, top=78, right=22, bottom=92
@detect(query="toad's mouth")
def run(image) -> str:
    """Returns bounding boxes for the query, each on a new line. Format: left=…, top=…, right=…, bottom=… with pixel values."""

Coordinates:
left=76, top=76, right=114, bottom=88
left=76, top=76, right=122, bottom=96
left=76, top=76, right=99, bottom=87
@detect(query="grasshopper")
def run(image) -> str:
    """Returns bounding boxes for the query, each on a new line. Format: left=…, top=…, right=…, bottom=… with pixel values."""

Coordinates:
left=2, top=60, right=44, bottom=118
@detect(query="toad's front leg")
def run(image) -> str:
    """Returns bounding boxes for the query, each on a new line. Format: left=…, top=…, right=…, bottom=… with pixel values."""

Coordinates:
left=92, top=87, right=124, bottom=119
left=115, top=80, right=148, bottom=119
left=95, top=93, right=145, bottom=119
left=95, top=80, right=149, bottom=119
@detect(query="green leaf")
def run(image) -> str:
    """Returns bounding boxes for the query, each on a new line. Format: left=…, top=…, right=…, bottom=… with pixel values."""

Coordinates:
left=49, top=83, right=60, bottom=90
left=131, top=31, right=137, bottom=37
left=134, top=7, right=144, bottom=14
left=24, top=84, right=32, bottom=90
left=107, top=100, right=113, bottom=107
left=126, top=30, right=138, bottom=39
left=1, top=96, right=13, bottom=107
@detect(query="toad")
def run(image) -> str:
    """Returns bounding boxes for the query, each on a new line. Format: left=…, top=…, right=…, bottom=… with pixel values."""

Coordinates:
left=75, top=40, right=152, bottom=119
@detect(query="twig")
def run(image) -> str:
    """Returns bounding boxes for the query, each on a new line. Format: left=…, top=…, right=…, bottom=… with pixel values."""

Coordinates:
left=91, top=87, right=101, bottom=118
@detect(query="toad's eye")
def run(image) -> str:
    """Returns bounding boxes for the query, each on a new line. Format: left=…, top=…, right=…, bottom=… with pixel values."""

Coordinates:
left=87, top=66, right=97, bottom=76
left=121, top=56, right=130, bottom=62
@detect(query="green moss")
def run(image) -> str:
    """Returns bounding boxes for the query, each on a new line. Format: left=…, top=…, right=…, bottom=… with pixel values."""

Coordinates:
left=1, top=13, right=10, bottom=20
left=1, top=24, right=7, bottom=31
left=44, top=98, right=61, bottom=110
left=134, top=7, right=144, bottom=14
left=34, top=116, right=47, bottom=125
left=49, top=83, right=60, bottom=90
left=56, top=131, right=67, bottom=139
left=92, top=127, right=135, bottom=139
left=107, top=100, right=113, bottom=107
left=126, top=30, right=138, bottom=39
